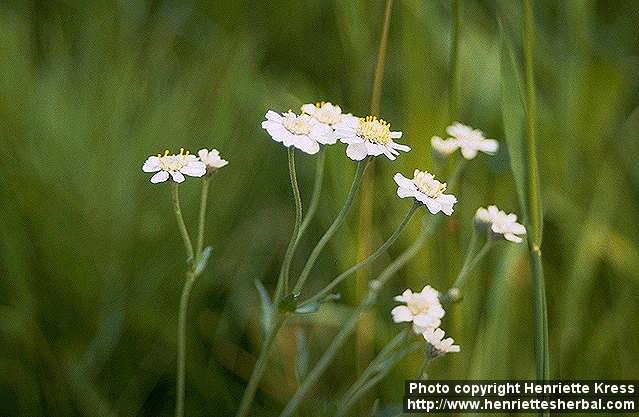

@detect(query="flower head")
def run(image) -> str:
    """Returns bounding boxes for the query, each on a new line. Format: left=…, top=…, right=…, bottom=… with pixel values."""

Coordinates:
left=391, top=286, right=445, bottom=334
left=198, top=148, right=228, bottom=173
left=394, top=170, right=457, bottom=215
left=301, top=101, right=355, bottom=131
left=475, top=205, right=526, bottom=243
left=430, top=122, right=498, bottom=160
left=142, top=149, right=206, bottom=183
left=261, top=110, right=334, bottom=154
left=335, top=115, right=410, bottom=161
left=424, top=328, right=460, bottom=357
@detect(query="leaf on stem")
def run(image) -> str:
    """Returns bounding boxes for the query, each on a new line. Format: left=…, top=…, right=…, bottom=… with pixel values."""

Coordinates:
left=194, top=246, right=213, bottom=276
left=254, top=279, right=272, bottom=335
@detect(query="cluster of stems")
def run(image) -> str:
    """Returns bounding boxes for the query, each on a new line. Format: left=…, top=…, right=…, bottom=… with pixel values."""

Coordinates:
left=170, top=177, right=215, bottom=417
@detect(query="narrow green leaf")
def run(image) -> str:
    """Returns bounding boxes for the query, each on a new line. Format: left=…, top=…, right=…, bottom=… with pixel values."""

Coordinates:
left=254, top=279, right=272, bottom=335
left=194, top=246, right=213, bottom=276
left=499, top=21, right=529, bottom=219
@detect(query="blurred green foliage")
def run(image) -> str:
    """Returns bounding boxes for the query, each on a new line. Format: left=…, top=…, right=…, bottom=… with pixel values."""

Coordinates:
left=1, top=0, right=638, bottom=416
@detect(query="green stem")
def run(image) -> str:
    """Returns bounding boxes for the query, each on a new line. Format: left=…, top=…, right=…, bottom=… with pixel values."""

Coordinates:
left=336, top=342, right=420, bottom=417
left=175, top=271, right=196, bottom=417
left=279, top=292, right=378, bottom=417
left=298, top=150, right=326, bottom=240
left=300, top=201, right=420, bottom=307
left=171, top=183, right=194, bottom=263
left=235, top=318, right=284, bottom=417
left=369, top=0, right=393, bottom=116
left=195, top=177, right=211, bottom=260
left=274, top=148, right=304, bottom=302
left=449, top=0, right=461, bottom=120
left=450, top=238, right=494, bottom=290
left=523, top=0, right=549, bottom=393
left=338, top=329, right=408, bottom=411
left=418, top=355, right=431, bottom=380
left=292, top=159, right=370, bottom=296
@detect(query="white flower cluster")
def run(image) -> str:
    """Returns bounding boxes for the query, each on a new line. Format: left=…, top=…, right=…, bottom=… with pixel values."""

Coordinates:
left=142, top=148, right=228, bottom=184
left=475, top=205, right=526, bottom=243
left=391, top=286, right=460, bottom=357
left=431, top=122, right=498, bottom=160
left=262, top=101, right=411, bottom=160
left=394, top=170, right=457, bottom=215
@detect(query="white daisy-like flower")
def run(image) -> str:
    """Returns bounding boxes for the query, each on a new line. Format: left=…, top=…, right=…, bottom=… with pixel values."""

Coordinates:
left=391, top=286, right=445, bottom=334
left=429, top=122, right=498, bottom=160
left=261, top=110, right=334, bottom=154
left=301, top=101, right=355, bottom=142
left=334, top=115, right=410, bottom=161
left=423, top=327, right=460, bottom=356
left=475, top=205, right=527, bottom=243
left=142, top=149, right=206, bottom=184
left=198, top=148, right=228, bottom=173
left=394, top=170, right=457, bottom=215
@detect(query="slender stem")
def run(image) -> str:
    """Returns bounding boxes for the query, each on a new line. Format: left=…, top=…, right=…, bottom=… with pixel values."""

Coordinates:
left=175, top=271, right=196, bottom=417
left=274, top=148, right=304, bottom=302
left=279, top=292, right=378, bottom=417
left=298, top=150, right=326, bottom=240
left=195, top=177, right=211, bottom=260
left=236, top=149, right=302, bottom=417
left=339, top=330, right=408, bottom=409
left=336, top=342, right=420, bottom=417
left=523, top=0, right=549, bottom=392
left=453, top=227, right=479, bottom=284
left=301, top=202, right=420, bottom=307
left=235, top=318, right=284, bottom=417
left=171, top=183, right=194, bottom=263
left=292, top=159, right=370, bottom=296
left=370, top=0, right=393, bottom=116
left=450, top=238, right=494, bottom=290
left=449, top=0, right=461, bottom=120
left=418, top=355, right=431, bottom=380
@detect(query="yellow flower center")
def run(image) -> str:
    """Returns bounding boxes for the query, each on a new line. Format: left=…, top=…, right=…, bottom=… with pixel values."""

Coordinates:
left=356, top=116, right=391, bottom=144
left=413, top=170, right=447, bottom=198
left=158, top=148, right=190, bottom=171
left=313, top=101, right=342, bottom=125
left=407, top=296, right=432, bottom=315
left=283, top=111, right=312, bottom=135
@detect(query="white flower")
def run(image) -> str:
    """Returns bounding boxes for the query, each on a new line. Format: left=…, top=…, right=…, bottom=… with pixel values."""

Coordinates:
left=429, top=122, right=498, bottom=160
left=394, top=170, right=457, bottom=215
left=334, top=115, right=410, bottom=161
left=475, top=205, right=527, bottom=243
left=391, top=286, right=445, bottom=334
left=423, top=328, right=460, bottom=356
left=301, top=101, right=355, bottom=142
left=198, top=148, right=228, bottom=173
left=261, top=110, right=334, bottom=154
left=142, top=149, right=206, bottom=184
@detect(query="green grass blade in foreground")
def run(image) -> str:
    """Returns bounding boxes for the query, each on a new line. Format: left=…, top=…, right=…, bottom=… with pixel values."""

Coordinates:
left=500, top=2, right=549, bottom=396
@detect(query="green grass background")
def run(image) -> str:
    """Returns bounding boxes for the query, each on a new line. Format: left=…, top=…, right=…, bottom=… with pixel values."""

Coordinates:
left=1, top=0, right=638, bottom=416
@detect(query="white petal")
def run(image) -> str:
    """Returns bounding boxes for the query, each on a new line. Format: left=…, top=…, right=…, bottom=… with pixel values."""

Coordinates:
left=181, top=162, right=206, bottom=177
left=504, top=233, right=523, bottom=243
left=150, top=170, right=169, bottom=183
left=293, top=136, right=320, bottom=154
left=301, top=103, right=317, bottom=115
left=171, top=171, right=185, bottom=183
left=346, top=143, right=368, bottom=160
left=397, top=186, right=416, bottom=199
left=389, top=131, right=403, bottom=139
left=413, top=314, right=438, bottom=328
left=143, top=156, right=161, bottom=172
left=423, top=198, right=442, bottom=214
left=391, top=306, right=413, bottom=323
left=460, top=146, right=479, bottom=160
left=480, top=139, right=499, bottom=154
left=265, top=110, right=283, bottom=122
left=198, top=149, right=208, bottom=160
left=393, top=173, right=414, bottom=189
